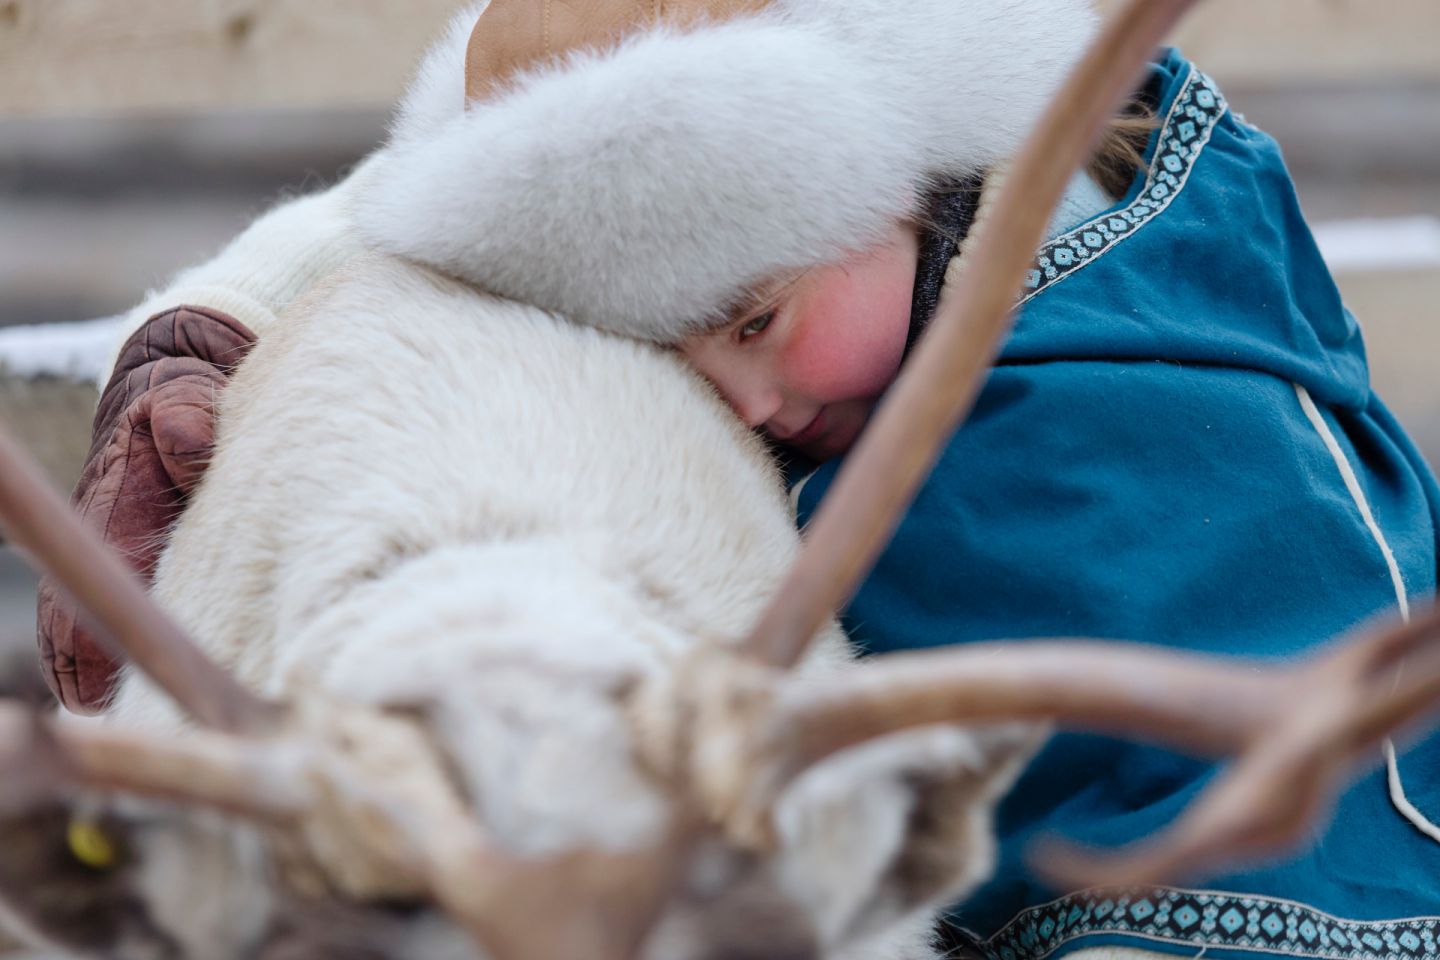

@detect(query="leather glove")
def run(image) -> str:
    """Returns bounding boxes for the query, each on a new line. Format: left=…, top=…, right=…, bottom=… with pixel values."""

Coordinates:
left=36, top=306, right=256, bottom=713
left=36, top=146, right=368, bottom=712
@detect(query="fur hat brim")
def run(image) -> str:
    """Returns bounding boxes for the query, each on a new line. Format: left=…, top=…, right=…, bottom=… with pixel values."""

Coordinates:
left=353, top=0, right=1096, bottom=343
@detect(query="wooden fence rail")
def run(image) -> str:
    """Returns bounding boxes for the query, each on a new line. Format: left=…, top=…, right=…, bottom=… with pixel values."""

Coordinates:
left=1, top=0, right=1438, bottom=116
left=0, top=0, right=461, bottom=115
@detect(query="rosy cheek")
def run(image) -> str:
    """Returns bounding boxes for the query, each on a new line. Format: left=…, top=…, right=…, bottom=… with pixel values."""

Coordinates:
left=779, top=310, right=863, bottom=396
left=777, top=260, right=911, bottom=404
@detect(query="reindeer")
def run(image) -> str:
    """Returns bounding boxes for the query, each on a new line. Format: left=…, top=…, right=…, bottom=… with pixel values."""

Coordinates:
left=2, top=1, right=1439, bottom=958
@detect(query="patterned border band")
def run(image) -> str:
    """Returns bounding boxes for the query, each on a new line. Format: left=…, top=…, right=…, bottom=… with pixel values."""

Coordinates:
left=981, top=886, right=1440, bottom=960
left=1018, top=64, right=1226, bottom=306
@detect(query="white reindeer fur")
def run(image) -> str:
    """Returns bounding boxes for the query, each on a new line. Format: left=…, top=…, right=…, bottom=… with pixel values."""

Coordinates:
left=20, top=2, right=1104, bottom=955
left=69, top=254, right=1037, bottom=959
left=358, top=0, right=1096, bottom=341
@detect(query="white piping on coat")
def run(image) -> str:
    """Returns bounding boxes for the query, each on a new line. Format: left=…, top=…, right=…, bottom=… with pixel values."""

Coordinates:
left=1293, top=383, right=1440, bottom=843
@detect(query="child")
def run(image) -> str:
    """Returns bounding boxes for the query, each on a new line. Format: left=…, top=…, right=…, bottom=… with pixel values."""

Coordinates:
left=43, top=1, right=1440, bottom=958
left=680, top=47, right=1440, bottom=960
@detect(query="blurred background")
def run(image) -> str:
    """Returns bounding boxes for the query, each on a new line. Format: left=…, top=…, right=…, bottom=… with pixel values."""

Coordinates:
left=0, top=0, right=1437, bottom=724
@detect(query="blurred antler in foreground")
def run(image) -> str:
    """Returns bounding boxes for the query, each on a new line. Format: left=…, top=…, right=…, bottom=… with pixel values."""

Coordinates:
left=745, top=604, right=1440, bottom=886
left=1037, top=606, right=1440, bottom=886
left=0, top=424, right=275, bottom=734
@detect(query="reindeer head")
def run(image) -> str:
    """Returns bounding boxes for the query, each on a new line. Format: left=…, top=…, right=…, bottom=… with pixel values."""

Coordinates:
left=0, top=650, right=1043, bottom=960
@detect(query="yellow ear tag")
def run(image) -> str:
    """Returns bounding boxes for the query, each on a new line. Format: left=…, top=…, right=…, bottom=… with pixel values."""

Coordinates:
left=67, top=818, right=118, bottom=870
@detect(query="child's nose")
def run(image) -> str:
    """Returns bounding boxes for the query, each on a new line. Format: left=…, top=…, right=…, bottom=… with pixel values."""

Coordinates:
left=736, top=393, right=784, bottom=430
left=683, top=345, right=784, bottom=428
left=718, top=380, right=783, bottom=430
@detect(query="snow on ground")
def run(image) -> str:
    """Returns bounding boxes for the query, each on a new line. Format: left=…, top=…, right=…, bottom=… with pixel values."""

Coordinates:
left=0, top=315, right=122, bottom=383
left=1313, top=216, right=1440, bottom=274
left=2, top=216, right=1437, bottom=388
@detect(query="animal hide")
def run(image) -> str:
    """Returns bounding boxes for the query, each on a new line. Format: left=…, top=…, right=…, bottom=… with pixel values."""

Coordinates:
left=65, top=254, right=1034, bottom=959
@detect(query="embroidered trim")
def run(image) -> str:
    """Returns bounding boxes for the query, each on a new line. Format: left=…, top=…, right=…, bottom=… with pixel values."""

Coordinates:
left=981, top=887, right=1440, bottom=960
left=1018, top=66, right=1227, bottom=305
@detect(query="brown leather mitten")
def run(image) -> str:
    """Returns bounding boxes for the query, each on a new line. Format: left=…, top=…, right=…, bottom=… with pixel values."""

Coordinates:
left=36, top=306, right=256, bottom=713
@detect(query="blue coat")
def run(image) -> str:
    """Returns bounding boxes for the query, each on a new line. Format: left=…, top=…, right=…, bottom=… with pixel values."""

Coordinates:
left=792, top=50, right=1440, bottom=960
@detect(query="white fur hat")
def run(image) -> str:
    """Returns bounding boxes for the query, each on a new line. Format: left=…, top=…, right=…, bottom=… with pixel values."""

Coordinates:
left=353, top=0, right=1096, bottom=343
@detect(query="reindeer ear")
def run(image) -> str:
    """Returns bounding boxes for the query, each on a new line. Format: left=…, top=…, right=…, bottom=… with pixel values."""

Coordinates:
left=770, top=723, right=1044, bottom=948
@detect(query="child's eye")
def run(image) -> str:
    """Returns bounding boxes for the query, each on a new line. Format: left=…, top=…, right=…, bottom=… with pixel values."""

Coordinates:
left=739, top=313, right=774, bottom=341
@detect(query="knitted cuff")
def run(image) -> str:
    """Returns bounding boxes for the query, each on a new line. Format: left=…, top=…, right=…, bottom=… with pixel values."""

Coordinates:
left=104, top=173, right=369, bottom=382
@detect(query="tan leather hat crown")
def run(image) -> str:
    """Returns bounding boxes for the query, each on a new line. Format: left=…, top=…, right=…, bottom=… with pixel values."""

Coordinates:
left=465, top=0, right=769, bottom=102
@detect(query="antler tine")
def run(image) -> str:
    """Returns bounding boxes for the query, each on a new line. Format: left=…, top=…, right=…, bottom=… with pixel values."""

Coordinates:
left=0, top=693, right=638, bottom=960
left=1056, top=605, right=1440, bottom=887
left=762, top=641, right=1288, bottom=790
left=1036, top=723, right=1345, bottom=889
left=0, top=700, right=65, bottom=811
left=758, top=606, right=1440, bottom=888
left=0, top=699, right=307, bottom=820
left=1319, top=602, right=1440, bottom=684
left=1033, top=672, right=1392, bottom=887
left=741, top=0, right=1206, bottom=670
left=430, top=818, right=697, bottom=960
left=1308, top=603, right=1440, bottom=746
left=0, top=423, right=277, bottom=732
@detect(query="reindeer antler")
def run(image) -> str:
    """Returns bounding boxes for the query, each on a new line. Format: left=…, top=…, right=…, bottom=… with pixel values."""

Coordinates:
left=0, top=700, right=307, bottom=819
left=1038, top=605, right=1440, bottom=886
left=0, top=407, right=679, bottom=958
left=731, top=605, right=1440, bottom=887
left=743, top=0, right=1205, bottom=669
left=0, top=424, right=276, bottom=733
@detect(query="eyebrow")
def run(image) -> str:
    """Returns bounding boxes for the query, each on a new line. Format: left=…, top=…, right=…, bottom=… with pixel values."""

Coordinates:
left=732, top=273, right=803, bottom=326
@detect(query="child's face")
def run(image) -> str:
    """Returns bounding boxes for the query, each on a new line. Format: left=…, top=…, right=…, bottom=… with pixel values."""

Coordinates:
left=680, top=224, right=919, bottom=461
